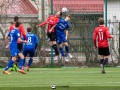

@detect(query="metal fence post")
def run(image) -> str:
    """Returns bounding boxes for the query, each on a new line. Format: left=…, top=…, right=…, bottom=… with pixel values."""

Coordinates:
left=50, top=0, right=54, bottom=66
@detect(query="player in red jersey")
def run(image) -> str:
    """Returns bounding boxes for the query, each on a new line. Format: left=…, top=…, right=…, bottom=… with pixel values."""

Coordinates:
left=9, top=16, right=27, bottom=51
left=37, top=11, right=62, bottom=60
left=93, top=17, right=113, bottom=74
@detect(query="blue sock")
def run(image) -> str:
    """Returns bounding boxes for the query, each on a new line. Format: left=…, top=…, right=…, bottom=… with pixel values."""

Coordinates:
left=19, top=59, right=24, bottom=70
left=65, top=46, right=69, bottom=53
left=4, top=60, right=14, bottom=71
left=59, top=47, right=65, bottom=57
left=28, top=58, right=33, bottom=67
left=23, top=59, right=26, bottom=66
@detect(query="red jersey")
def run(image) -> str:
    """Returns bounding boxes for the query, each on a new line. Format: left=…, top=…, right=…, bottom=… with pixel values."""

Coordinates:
left=38, top=15, right=60, bottom=32
left=93, top=25, right=112, bottom=48
left=9, top=23, right=27, bottom=43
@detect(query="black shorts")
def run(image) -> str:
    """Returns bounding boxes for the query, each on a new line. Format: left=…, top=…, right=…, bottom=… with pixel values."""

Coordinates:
left=98, top=46, right=110, bottom=56
left=47, top=32, right=56, bottom=41
left=17, top=43, right=23, bottom=52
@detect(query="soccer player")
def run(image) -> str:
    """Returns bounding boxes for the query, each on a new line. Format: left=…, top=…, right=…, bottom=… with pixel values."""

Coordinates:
left=9, top=16, right=27, bottom=71
left=37, top=11, right=62, bottom=60
left=55, top=15, right=73, bottom=61
left=3, top=22, right=27, bottom=74
left=22, top=27, right=38, bottom=71
left=93, top=17, right=113, bottom=74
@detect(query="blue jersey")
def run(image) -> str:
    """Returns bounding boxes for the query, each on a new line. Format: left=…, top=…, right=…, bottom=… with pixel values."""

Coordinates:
left=56, top=18, right=70, bottom=33
left=23, top=32, right=38, bottom=50
left=8, top=28, right=20, bottom=48
left=8, top=28, right=21, bottom=56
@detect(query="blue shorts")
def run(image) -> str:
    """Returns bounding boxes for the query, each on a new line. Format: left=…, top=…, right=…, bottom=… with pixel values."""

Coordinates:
left=56, top=34, right=67, bottom=44
left=10, top=46, right=20, bottom=57
left=23, top=48, right=35, bottom=57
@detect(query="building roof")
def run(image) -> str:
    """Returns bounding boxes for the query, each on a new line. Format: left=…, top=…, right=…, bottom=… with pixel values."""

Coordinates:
left=0, top=0, right=38, bottom=16
left=53, top=0, right=103, bottom=13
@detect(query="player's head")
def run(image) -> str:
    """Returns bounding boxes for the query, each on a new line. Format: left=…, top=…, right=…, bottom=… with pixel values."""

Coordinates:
left=15, top=22, right=20, bottom=28
left=55, top=11, right=62, bottom=17
left=27, top=27, right=32, bottom=32
left=65, top=15, right=71, bottom=21
left=98, top=17, right=104, bottom=25
left=14, top=16, right=19, bottom=22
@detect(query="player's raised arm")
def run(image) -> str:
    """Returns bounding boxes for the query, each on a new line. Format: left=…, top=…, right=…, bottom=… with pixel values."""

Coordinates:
left=18, top=37, right=27, bottom=43
left=105, top=27, right=113, bottom=38
left=37, top=17, right=50, bottom=27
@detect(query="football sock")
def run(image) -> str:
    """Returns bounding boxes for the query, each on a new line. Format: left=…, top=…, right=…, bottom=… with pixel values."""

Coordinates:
left=19, top=59, right=24, bottom=70
left=4, top=59, right=14, bottom=71
left=103, top=58, right=108, bottom=66
left=23, top=59, right=26, bottom=66
left=59, top=47, right=65, bottom=57
left=28, top=58, right=33, bottom=67
left=65, top=46, right=69, bottom=53
left=52, top=44, right=59, bottom=55
left=100, top=59, right=104, bottom=64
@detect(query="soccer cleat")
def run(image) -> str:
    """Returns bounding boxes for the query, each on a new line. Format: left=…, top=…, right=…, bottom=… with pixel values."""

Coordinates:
left=26, top=66, right=29, bottom=71
left=18, top=69, right=26, bottom=74
left=102, top=70, right=105, bottom=74
left=3, top=71, right=11, bottom=75
left=67, top=53, right=73, bottom=59
left=54, top=55, right=60, bottom=60
left=63, top=57, right=69, bottom=62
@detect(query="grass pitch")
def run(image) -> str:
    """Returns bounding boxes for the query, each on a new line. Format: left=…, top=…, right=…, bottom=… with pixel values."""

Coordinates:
left=0, top=67, right=120, bottom=90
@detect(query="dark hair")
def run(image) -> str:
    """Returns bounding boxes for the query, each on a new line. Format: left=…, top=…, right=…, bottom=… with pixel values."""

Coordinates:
left=60, top=12, right=62, bottom=16
left=15, top=22, right=20, bottom=28
left=14, top=16, right=19, bottom=22
left=98, top=17, right=104, bottom=25
left=27, top=27, right=32, bottom=32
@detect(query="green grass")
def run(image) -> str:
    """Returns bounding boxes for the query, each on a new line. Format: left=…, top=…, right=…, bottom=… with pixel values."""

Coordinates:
left=0, top=67, right=120, bottom=90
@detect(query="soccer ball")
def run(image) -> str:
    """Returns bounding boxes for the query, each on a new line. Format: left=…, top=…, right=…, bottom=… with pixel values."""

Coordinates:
left=62, top=7, right=68, bottom=12
left=51, top=84, right=56, bottom=89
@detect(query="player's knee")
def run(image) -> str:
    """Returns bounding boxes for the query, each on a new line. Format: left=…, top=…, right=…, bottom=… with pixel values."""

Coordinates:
left=12, top=57, right=17, bottom=61
left=64, top=42, right=68, bottom=46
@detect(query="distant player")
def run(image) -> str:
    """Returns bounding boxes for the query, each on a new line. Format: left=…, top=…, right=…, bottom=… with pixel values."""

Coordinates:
left=9, top=16, right=27, bottom=71
left=22, top=27, right=38, bottom=71
left=37, top=11, right=62, bottom=60
left=93, top=17, right=113, bottom=74
left=3, top=22, right=27, bottom=74
left=56, top=15, right=72, bottom=61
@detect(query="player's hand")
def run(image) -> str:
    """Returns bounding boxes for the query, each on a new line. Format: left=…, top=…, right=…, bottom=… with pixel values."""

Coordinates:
left=5, top=45, right=9, bottom=49
left=65, top=36, right=67, bottom=40
left=94, top=46, right=97, bottom=49
left=36, top=25, right=40, bottom=28
left=111, top=35, right=114, bottom=38
left=48, top=30, right=52, bottom=33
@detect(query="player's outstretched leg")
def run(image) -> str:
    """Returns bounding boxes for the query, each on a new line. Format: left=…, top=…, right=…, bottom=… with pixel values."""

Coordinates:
left=64, top=44, right=73, bottom=59
left=52, top=44, right=60, bottom=60
left=18, top=58, right=26, bottom=74
left=3, top=60, right=14, bottom=74
left=26, top=58, right=33, bottom=71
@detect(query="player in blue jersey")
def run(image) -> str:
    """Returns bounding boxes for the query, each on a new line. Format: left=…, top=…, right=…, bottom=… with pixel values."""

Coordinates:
left=56, top=15, right=73, bottom=61
left=3, top=22, right=27, bottom=74
left=22, top=27, right=38, bottom=71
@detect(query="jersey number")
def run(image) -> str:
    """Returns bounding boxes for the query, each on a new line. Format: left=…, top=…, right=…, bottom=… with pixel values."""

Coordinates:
left=98, top=32, right=103, bottom=40
left=28, top=37, right=31, bottom=43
